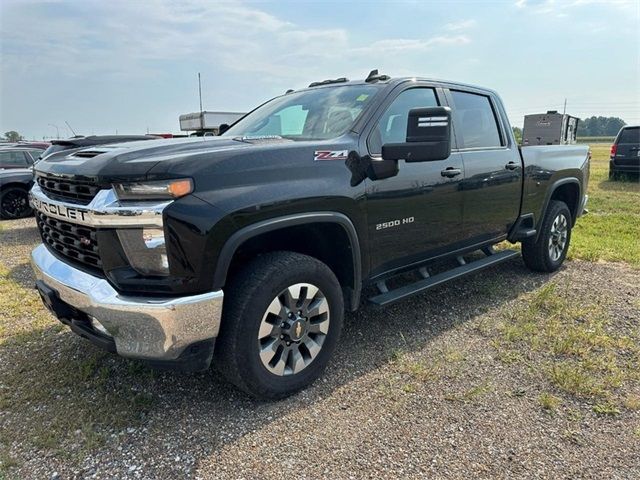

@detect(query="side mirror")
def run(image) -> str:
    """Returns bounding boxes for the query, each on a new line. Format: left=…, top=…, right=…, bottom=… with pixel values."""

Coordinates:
left=381, top=107, right=452, bottom=162
left=218, top=123, right=230, bottom=135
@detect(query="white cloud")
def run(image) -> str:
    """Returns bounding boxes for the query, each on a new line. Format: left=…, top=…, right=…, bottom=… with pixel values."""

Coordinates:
left=443, top=19, right=477, bottom=31
left=514, top=0, right=637, bottom=13
left=0, top=0, right=473, bottom=83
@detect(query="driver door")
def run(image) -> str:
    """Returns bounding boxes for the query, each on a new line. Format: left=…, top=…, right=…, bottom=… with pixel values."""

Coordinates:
left=363, top=85, right=466, bottom=278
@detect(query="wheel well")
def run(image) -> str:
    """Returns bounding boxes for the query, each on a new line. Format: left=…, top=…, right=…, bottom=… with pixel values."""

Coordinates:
left=226, top=222, right=357, bottom=309
left=550, top=182, right=580, bottom=224
left=1, top=182, right=30, bottom=192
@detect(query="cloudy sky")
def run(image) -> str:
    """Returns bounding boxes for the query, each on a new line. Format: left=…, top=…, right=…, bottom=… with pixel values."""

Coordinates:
left=1, top=0, right=638, bottom=139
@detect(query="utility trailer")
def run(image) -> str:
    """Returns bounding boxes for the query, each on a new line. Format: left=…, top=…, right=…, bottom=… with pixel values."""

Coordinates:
left=522, top=111, right=579, bottom=146
left=179, top=111, right=246, bottom=136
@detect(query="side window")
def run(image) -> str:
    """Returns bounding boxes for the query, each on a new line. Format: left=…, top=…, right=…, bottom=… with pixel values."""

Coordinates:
left=450, top=90, right=503, bottom=149
left=28, top=150, right=43, bottom=163
left=369, top=88, right=439, bottom=155
left=0, top=151, right=29, bottom=167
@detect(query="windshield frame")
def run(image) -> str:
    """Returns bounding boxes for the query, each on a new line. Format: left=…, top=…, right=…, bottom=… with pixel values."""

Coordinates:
left=221, top=83, right=384, bottom=142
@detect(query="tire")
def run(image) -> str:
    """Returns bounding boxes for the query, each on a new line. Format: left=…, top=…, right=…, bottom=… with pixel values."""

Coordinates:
left=214, top=251, right=344, bottom=399
left=0, top=186, right=33, bottom=219
left=521, top=200, right=572, bottom=273
left=609, top=169, right=618, bottom=181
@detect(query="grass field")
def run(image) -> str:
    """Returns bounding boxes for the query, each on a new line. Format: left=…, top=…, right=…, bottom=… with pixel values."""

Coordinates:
left=568, top=144, right=640, bottom=267
left=0, top=144, right=639, bottom=477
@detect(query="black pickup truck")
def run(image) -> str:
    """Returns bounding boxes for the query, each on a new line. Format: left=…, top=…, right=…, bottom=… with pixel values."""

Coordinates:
left=29, top=72, right=590, bottom=399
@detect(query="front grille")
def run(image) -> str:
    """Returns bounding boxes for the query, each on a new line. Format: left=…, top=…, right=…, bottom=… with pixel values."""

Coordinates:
left=36, top=212, right=102, bottom=271
left=36, top=175, right=101, bottom=205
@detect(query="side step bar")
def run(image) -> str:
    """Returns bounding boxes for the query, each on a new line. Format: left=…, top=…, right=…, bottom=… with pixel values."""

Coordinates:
left=368, top=249, right=520, bottom=306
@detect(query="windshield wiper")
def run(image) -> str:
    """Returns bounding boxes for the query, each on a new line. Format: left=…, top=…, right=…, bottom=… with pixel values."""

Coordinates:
left=232, top=135, right=285, bottom=144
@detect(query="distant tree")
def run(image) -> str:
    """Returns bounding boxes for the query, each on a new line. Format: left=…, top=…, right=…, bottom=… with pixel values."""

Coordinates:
left=4, top=131, right=22, bottom=142
left=577, top=117, right=626, bottom=137
left=512, top=126, right=522, bottom=144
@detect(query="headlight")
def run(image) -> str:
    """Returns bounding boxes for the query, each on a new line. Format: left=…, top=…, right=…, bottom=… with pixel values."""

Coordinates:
left=117, top=228, right=169, bottom=276
left=113, top=178, right=193, bottom=200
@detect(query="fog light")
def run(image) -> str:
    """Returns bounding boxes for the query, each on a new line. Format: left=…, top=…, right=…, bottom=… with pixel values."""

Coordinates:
left=90, top=317, right=112, bottom=337
left=117, top=228, right=169, bottom=276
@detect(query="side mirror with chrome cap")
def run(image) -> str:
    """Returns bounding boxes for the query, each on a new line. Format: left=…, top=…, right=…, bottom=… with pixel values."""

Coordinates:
left=382, top=106, right=452, bottom=162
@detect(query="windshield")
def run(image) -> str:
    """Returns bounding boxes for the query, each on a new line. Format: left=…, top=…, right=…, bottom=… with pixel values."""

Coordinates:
left=222, top=84, right=381, bottom=141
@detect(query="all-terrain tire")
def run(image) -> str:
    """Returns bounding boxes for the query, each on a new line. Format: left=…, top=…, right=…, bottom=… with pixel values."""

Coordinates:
left=214, top=251, right=344, bottom=399
left=521, top=200, right=572, bottom=273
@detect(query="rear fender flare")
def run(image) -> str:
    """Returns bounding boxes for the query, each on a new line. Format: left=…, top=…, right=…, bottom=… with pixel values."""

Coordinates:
left=535, top=177, right=581, bottom=241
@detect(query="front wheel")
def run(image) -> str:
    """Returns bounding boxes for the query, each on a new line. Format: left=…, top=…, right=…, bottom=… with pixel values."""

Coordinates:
left=522, top=200, right=572, bottom=272
left=0, top=187, right=33, bottom=219
left=214, top=251, right=344, bottom=399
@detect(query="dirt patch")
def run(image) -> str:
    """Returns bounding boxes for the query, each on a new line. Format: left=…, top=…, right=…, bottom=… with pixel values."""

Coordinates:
left=1, top=217, right=638, bottom=479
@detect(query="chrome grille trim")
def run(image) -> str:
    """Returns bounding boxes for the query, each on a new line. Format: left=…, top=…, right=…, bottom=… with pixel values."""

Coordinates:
left=36, top=174, right=101, bottom=205
left=30, top=184, right=171, bottom=228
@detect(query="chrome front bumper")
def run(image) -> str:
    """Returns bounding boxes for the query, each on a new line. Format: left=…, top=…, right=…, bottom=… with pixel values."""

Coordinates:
left=31, top=244, right=224, bottom=361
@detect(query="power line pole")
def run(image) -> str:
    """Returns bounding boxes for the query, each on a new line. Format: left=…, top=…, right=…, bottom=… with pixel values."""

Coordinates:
left=198, top=72, right=203, bottom=113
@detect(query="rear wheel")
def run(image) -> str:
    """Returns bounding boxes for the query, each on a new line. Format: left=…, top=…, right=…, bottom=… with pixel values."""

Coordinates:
left=522, top=200, right=572, bottom=272
left=214, top=251, right=344, bottom=399
left=0, top=187, right=33, bottom=219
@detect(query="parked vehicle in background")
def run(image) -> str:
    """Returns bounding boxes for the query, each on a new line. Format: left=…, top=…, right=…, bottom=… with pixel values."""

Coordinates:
left=0, top=147, right=45, bottom=218
left=30, top=72, right=590, bottom=399
left=39, top=135, right=160, bottom=161
left=179, top=111, right=246, bottom=136
left=0, top=141, right=50, bottom=150
left=522, top=111, right=579, bottom=146
left=609, top=126, right=640, bottom=179
left=0, top=136, right=159, bottom=219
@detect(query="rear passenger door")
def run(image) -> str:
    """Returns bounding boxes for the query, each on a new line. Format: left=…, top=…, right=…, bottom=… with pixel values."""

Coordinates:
left=0, top=151, right=30, bottom=170
left=446, top=89, right=522, bottom=243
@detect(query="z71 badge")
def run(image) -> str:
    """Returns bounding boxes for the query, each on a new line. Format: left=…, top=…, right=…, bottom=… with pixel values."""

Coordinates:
left=314, top=150, right=348, bottom=161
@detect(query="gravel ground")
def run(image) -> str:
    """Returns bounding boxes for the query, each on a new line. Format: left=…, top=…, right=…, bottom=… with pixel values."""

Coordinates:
left=1, top=217, right=638, bottom=479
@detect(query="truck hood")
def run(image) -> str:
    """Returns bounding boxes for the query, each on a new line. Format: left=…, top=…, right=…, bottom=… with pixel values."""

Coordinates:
left=33, top=136, right=295, bottom=184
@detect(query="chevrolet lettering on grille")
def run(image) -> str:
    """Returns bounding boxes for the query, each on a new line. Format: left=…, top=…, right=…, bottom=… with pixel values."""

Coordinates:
left=31, top=197, right=88, bottom=222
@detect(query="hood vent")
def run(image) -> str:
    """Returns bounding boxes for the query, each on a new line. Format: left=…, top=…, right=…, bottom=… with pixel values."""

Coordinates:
left=73, top=150, right=107, bottom=159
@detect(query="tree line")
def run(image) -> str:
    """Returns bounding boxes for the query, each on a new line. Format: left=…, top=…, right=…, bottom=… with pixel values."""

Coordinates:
left=576, top=116, right=626, bottom=137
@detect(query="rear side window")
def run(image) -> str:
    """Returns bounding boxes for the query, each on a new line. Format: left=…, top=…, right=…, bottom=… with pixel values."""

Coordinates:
left=618, top=127, right=640, bottom=144
left=450, top=90, right=503, bottom=149
left=0, top=151, right=29, bottom=167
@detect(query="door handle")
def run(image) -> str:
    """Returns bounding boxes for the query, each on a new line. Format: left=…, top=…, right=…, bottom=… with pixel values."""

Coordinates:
left=441, top=167, right=461, bottom=178
left=505, top=162, right=519, bottom=170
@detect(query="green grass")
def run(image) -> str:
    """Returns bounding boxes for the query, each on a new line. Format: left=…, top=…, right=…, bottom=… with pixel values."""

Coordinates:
left=0, top=259, right=161, bottom=471
left=577, top=136, right=615, bottom=143
left=539, top=392, right=562, bottom=412
left=567, top=144, right=640, bottom=267
left=495, top=282, right=640, bottom=410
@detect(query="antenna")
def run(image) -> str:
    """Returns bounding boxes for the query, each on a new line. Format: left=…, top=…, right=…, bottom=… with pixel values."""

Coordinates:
left=65, top=120, right=77, bottom=137
left=563, top=98, right=567, bottom=115
left=198, top=72, right=203, bottom=113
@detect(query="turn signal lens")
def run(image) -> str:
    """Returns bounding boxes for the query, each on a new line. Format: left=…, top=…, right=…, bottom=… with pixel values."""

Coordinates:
left=167, top=179, right=193, bottom=198
left=114, top=178, right=193, bottom=200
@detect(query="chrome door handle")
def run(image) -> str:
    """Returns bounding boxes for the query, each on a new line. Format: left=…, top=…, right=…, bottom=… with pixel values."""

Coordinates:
left=505, top=162, right=519, bottom=170
left=441, top=167, right=462, bottom=178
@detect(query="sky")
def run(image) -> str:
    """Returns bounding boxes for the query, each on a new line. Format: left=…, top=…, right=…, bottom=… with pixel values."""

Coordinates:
left=1, top=0, right=639, bottom=140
